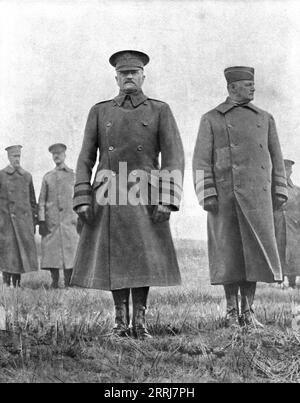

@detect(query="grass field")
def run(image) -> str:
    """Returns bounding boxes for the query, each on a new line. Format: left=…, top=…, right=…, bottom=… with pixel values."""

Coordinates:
left=0, top=239, right=300, bottom=383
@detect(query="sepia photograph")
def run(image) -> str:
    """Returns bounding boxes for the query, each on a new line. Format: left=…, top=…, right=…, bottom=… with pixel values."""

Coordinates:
left=0, top=0, right=300, bottom=386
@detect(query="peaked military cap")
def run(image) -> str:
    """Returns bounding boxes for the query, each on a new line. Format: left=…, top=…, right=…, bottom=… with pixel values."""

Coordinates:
left=284, top=159, right=295, bottom=167
left=48, top=143, right=67, bottom=154
left=5, top=145, right=22, bottom=154
left=109, top=50, right=150, bottom=71
left=224, top=66, right=255, bottom=84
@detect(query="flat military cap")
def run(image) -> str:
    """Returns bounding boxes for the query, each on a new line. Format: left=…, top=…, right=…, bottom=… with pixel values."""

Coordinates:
left=48, top=143, right=67, bottom=154
left=109, top=50, right=150, bottom=71
left=284, top=159, right=295, bottom=167
left=5, top=145, right=22, bottom=154
left=224, top=66, right=255, bottom=84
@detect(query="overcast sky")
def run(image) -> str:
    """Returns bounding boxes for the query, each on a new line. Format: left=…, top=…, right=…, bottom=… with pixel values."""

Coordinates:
left=1, top=0, right=300, bottom=239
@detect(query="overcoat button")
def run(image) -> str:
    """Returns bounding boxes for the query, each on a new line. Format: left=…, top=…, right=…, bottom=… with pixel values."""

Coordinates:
left=106, top=122, right=112, bottom=127
left=142, top=122, right=148, bottom=126
left=259, top=144, right=263, bottom=149
left=227, top=124, right=233, bottom=128
left=261, top=165, right=265, bottom=169
left=263, top=186, right=267, bottom=191
left=257, top=123, right=261, bottom=127
left=109, top=146, right=114, bottom=151
left=137, top=145, right=143, bottom=151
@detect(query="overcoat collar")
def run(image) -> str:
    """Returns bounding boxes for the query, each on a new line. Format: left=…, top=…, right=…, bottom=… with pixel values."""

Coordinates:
left=113, top=90, right=148, bottom=107
left=55, top=163, right=73, bottom=173
left=216, top=97, right=260, bottom=114
left=4, top=165, right=25, bottom=175
left=288, top=178, right=294, bottom=188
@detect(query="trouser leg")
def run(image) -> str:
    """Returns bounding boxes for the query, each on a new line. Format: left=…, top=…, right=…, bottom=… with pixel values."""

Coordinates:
left=12, top=274, right=21, bottom=288
left=64, top=269, right=73, bottom=288
left=49, top=269, right=59, bottom=289
left=240, top=281, right=256, bottom=314
left=112, top=288, right=130, bottom=336
left=288, top=276, right=297, bottom=288
left=132, top=287, right=152, bottom=339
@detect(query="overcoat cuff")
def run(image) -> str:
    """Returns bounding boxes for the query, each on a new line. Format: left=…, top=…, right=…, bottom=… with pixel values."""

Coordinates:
left=274, top=184, right=288, bottom=199
left=73, top=183, right=93, bottom=210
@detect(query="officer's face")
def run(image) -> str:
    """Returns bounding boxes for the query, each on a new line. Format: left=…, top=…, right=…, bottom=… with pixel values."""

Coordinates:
left=52, top=151, right=66, bottom=166
left=116, top=69, right=145, bottom=93
left=230, top=80, right=255, bottom=102
left=8, top=153, right=21, bottom=168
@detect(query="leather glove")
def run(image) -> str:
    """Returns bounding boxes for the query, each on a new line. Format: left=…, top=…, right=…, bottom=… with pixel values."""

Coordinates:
left=39, top=221, right=49, bottom=237
left=76, top=205, right=93, bottom=225
left=274, top=194, right=287, bottom=210
left=204, top=196, right=219, bottom=214
left=152, top=204, right=172, bottom=224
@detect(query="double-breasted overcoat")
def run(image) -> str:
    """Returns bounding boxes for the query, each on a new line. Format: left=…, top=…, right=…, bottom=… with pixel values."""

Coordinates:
left=274, top=179, right=300, bottom=276
left=38, top=165, right=79, bottom=270
left=193, top=98, right=287, bottom=285
left=0, top=166, right=38, bottom=274
left=71, top=91, right=185, bottom=290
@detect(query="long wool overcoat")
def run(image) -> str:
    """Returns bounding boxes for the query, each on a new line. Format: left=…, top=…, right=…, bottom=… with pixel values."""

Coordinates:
left=0, top=166, right=38, bottom=274
left=38, top=165, right=79, bottom=270
left=274, top=179, right=300, bottom=276
left=71, top=91, right=185, bottom=290
left=193, top=98, right=288, bottom=285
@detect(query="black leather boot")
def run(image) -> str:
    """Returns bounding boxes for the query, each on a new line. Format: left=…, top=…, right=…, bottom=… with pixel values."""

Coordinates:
left=2, top=272, right=11, bottom=287
left=12, top=274, right=21, bottom=288
left=240, top=282, right=263, bottom=329
left=112, top=289, right=130, bottom=337
left=132, top=287, right=152, bottom=340
left=50, top=269, right=59, bottom=289
left=64, top=269, right=73, bottom=288
left=224, top=283, right=240, bottom=327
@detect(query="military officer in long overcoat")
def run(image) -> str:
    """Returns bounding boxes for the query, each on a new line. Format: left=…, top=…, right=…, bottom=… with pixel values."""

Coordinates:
left=193, top=67, right=288, bottom=328
left=38, top=144, right=79, bottom=288
left=274, top=159, right=300, bottom=289
left=72, top=50, right=185, bottom=339
left=0, top=145, right=38, bottom=287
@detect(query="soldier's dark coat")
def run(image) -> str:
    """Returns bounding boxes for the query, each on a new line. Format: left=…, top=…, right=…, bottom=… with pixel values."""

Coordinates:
left=274, top=179, right=300, bottom=276
left=0, top=166, right=38, bottom=274
left=193, top=98, right=287, bottom=285
left=71, top=91, right=184, bottom=290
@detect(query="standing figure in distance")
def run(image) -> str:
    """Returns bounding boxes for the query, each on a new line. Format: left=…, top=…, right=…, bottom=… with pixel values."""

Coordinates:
left=38, top=144, right=79, bottom=289
left=193, top=67, right=287, bottom=328
left=0, top=145, right=38, bottom=287
left=274, top=159, right=300, bottom=289
left=72, top=50, right=185, bottom=339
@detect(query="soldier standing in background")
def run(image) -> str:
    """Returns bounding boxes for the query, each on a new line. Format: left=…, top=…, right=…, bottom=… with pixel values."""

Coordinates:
left=0, top=145, right=38, bottom=287
left=274, top=159, right=300, bottom=289
left=193, top=67, right=287, bottom=328
left=72, top=50, right=185, bottom=339
left=38, top=144, right=79, bottom=289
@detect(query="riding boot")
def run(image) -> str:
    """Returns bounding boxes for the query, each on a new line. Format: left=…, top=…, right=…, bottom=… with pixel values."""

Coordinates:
left=223, top=283, right=240, bottom=327
left=50, top=269, right=59, bottom=289
left=12, top=274, right=21, bottom=288
left=112, top=288, right=130, bottom=337
left=132, top=287, right=152, bottom=339
left=288, top=276, right=297, bottom=289
left=64, top=269, right=73, bottom=288
left=2, top=272, right=11, bottom=287
left=240, top=281, right=263, bottom=329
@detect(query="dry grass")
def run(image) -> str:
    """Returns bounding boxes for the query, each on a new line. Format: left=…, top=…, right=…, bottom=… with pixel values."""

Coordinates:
left=0, top=239, right=300, bottom=383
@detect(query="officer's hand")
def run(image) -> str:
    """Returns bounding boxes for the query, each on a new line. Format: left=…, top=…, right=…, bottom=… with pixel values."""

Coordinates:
left=152, top=204, right=172, bottom=224
left=274, top=194, right=287, bottom=210
left=39, top=221, right=49, bottom=237
left=76, top=205, right=93, bottom=225
left=204, top=196, right=219, bottom=214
